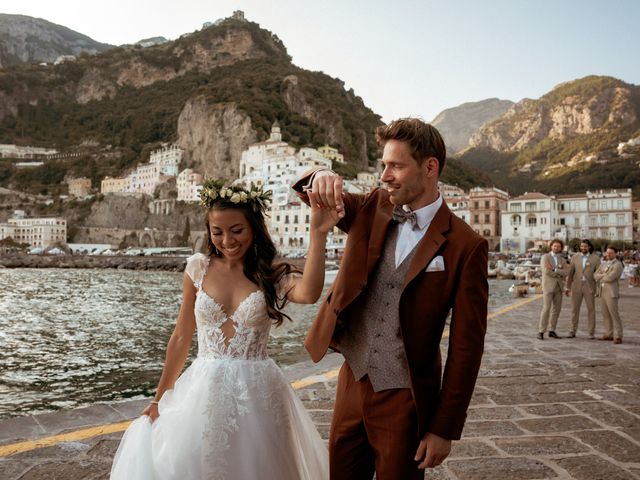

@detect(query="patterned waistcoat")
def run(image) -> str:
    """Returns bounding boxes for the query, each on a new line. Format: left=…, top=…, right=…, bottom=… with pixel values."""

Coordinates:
left=339, top=225, right=417, bottom=391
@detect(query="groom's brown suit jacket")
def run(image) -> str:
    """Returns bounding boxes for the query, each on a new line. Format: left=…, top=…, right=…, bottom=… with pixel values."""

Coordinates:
left=294, top=176, right=488, bottom=440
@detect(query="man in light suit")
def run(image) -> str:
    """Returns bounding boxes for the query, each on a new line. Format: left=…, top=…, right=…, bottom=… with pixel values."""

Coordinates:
left=565, top=239, right=600, bottom=339
left=538, top=239, right=569, bottom=340
left=293, top=118, right=488, bottom=479
left=594, top=245, right=624, bottom=344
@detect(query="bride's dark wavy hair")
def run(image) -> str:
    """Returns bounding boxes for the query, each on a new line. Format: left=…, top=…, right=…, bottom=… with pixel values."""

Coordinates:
left=204, top=202, right=300, bottom=326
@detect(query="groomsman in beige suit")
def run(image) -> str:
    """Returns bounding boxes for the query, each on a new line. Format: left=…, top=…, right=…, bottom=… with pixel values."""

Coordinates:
left=565, top=239, right=600, bottom=339
left=538, top=239, right=569, bottom=339
left=594, top=245, right=625, bottom=344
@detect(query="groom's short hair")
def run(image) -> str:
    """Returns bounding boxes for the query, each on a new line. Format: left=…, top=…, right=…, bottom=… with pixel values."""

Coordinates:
left=375, top=118, right=447, bottom=174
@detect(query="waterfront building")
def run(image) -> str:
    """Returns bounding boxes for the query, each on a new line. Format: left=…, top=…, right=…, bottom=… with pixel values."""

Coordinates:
left=0, top=212, right=67, bottom=248
left=67, top=177, right=91, bottom=197
left=177, top=169, right=204, bottom=202
left=318, top=145, right=345, bottom=164
left=440, top=183, right=470, bottom=223
left=556, top=190, right=633, bottom=244
left=500, top=192, right=559, bottom=254
left=500, top=189, right=633, bottom=253
left=469, top=187, right=509, bottom=250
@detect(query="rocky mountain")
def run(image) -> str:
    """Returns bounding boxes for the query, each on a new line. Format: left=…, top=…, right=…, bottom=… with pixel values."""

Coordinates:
left=431, top=98, right=513, bottom=154
left=0, top=14, right=487, bottom=199
left=0, top=14, right=112, bottom=67
left=458, top=76, right=640, bottom=198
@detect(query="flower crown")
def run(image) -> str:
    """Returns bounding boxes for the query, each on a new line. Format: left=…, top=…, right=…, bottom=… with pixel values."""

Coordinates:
left=199, top=179, right=271, bottom=212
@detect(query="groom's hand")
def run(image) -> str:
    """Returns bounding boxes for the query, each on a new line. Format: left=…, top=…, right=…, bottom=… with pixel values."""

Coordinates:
left=415, top=432, right=451, bottom=469
left=307, top=170, right=344, bottom=218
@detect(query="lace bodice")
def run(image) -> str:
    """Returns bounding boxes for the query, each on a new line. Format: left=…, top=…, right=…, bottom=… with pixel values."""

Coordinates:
left=185, top=253, right=289, bottom=361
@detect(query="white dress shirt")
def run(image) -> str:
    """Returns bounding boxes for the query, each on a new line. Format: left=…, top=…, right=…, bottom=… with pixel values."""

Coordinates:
left=395, top=195, right=443, bottom=268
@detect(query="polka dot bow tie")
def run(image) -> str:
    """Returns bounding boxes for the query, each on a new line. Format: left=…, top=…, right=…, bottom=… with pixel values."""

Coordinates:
left=392, top=206, right=419, bottom=230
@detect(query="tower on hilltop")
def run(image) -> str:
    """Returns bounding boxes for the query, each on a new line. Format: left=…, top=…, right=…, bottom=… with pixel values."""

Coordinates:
left=269, top=121, right=282, bottom=142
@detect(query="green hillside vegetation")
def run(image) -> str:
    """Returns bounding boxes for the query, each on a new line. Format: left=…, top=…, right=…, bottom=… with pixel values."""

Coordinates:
left=458, top=75, right=640, bottom=199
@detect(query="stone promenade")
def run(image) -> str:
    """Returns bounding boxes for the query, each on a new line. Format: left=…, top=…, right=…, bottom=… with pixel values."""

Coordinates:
left=1, top=287, right=639, bottom=479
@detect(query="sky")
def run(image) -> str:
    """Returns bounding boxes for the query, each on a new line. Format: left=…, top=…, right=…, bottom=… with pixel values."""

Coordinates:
left=4, top=0, right=640, bottom=122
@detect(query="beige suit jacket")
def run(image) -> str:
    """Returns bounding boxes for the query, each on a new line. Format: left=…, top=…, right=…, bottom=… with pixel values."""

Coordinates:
left=541, top=252, right=568, bottom=293
left=594, top=259, right=623, bottom=298
left=566, top=253, right=600, bottom=294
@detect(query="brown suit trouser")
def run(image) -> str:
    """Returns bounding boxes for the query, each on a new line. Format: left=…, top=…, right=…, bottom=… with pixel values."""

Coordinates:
left=329, top=362, right=423, bottom=480
left=570, top=282, right=596, bottom=336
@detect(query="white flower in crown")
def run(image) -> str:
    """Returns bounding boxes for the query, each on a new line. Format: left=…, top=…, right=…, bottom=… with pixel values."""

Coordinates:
left=250, top=191, right=258, bottom=199
left=240, top=192, right=248, bottom=202
left=230, top=193, right=241, bottom=203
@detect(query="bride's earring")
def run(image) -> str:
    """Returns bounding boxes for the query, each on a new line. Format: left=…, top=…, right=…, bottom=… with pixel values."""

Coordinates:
left=214, top=245, right=220, bottom=256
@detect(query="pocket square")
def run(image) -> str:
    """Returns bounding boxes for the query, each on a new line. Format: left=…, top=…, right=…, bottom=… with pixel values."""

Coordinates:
left=425, top=255, right=445, bottom=272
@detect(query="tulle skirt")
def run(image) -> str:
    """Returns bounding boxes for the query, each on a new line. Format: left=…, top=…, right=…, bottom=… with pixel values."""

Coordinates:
left=110, top=357, right=329, bottom=480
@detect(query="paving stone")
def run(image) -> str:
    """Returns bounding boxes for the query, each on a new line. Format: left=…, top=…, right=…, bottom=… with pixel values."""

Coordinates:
left=10, top=442, right=90, bottom=460
left=0, top=458, right=34, bottom=480
left=516, top=415, right=601, bottom=434
left=467, top=406, right=522, bottom=420
left=572, top=402, right=639, bottom=428
left=573, top=430, right=640, bottom=463
left=308, top=410, right=333, bottom=424
left=478, top=368, right=548, bottom=378
left=461, top=420, right=525, bottom=438
left=449, top=439, right=501, bottom=458
left=595, top=391, right=640, bottom=407
left=446, top=457, right=555, bottom=480
left=493, top=391, right=596, bottom=406
left=17, top=460, right=99, bottom=480
left=85, top=438, right=121, bottom=459
left=0, top=416, right=44, bottom=444
left=33, top=405, right=124, bottom=435
left=106, top=399, right=149, bottom=420
left=555, top=454, right=637, bottom=480
left=621, top=427, right=640, bottom=443
left=521, top=403, right=575, bottom=417
left=494, top=435, right=591, bottom=456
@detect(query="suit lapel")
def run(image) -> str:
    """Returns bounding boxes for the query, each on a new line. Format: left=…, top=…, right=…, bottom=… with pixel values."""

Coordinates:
left=403, top=202, right=451, bottom=289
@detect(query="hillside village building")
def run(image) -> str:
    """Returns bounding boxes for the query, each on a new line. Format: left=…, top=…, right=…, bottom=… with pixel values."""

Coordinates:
left=100, top=144, right=183, bottom=195
left=0, top=211, right=67, bottom=248
left=318, top=145, right=345, bottom=164
left=177, top=169, right=204, bottom=202
left=239, top=123, right=350, bottom=255
left=0, top=144, right=58, bottom=159
left=67, top=177, right=92, bottom=197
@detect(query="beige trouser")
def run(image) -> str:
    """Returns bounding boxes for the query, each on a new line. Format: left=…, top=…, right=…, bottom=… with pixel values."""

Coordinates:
left=539, top=288, right=563, bottom=333
left=570, top=282, right=596, bottom=336
left=601, top=296, right=623, bottom=339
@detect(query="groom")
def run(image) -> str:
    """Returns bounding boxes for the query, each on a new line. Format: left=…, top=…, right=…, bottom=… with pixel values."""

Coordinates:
left=293, top=118, right=488, bottom=479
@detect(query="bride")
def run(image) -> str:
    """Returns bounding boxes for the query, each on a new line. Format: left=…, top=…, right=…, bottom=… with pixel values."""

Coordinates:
left=110, top=179, right=339, bottom=479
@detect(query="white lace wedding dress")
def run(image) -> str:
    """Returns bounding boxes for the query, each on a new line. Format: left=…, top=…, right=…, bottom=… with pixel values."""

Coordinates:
left=110, top=253, right=329, bottom=479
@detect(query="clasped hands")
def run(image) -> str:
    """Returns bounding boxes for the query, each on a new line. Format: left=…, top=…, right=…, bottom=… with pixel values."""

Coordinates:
left=307, top=171, right=345, bottom=233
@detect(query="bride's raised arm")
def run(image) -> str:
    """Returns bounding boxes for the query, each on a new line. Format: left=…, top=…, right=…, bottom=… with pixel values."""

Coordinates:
left=281, top=202, right=341, bottom=305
